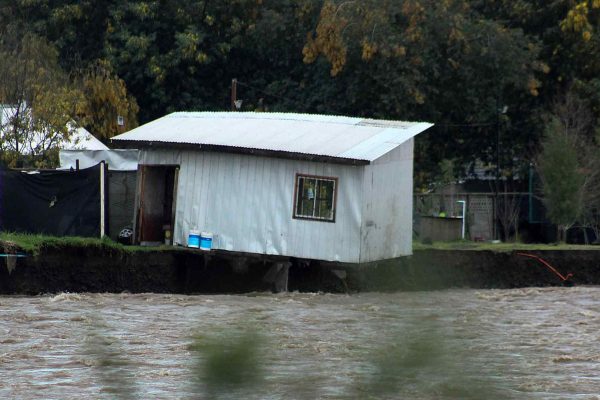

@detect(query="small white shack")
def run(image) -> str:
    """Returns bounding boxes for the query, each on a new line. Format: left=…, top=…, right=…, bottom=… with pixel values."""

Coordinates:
left=112, top=112, right=432, bottom=263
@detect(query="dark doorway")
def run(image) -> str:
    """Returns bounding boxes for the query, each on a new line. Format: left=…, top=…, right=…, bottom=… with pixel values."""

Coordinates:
left=137, top=165, right=178, bottom=245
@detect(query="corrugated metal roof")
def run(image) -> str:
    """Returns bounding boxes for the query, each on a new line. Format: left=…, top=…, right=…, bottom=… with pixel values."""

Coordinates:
left=112, top=112, right=433, bottom=163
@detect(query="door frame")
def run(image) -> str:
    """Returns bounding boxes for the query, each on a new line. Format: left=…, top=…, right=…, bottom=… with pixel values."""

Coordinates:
left=133, top=164, right=180, bottom=245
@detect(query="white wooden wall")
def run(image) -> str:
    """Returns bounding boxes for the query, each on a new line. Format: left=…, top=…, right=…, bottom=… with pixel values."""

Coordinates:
left=359, top=139, right=414, bottom=262
left=139, top=149, right=364, bottom=262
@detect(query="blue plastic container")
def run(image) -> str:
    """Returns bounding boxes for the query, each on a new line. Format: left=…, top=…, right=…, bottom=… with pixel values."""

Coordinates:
left=200, top=232, right=213, bottom=251
left=188, top=230, right=200, bottom=248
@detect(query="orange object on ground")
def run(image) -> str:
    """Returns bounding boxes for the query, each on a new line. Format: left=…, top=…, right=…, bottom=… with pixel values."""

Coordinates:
left=516, top=252, right=573, bottom=282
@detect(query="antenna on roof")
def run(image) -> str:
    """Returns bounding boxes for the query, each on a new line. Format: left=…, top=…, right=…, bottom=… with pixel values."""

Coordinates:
left=231, top=78, right=238, bottom=111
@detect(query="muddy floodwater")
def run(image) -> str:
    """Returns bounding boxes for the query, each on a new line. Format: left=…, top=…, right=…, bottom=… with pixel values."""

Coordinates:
left=1, top=287, right=600, bottom=399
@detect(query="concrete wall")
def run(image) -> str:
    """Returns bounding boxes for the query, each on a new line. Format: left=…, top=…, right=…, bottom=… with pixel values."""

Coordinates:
left=419, top=216, right=463, bottom=241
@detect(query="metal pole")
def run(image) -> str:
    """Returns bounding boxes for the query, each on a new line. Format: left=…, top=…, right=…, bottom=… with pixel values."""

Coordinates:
left=100, top=161, right=105, bottom=238
left=494, top=98, right=500, bottom=240
left=457, top=200, right=466, bottom=239
left=528, top=162, right=533, bottom=223
left=231, top=78, right=237, bottom=111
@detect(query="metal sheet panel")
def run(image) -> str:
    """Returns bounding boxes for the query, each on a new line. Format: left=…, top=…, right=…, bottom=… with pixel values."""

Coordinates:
left=139, top=149, right=363, bottom=263
left=114, top=112, right=432, bottom=163
left=59, top=149, right=139, bottom=171
left=339, top=123, right=432, bottom=161
left=360, top=139, right=414, bottom=262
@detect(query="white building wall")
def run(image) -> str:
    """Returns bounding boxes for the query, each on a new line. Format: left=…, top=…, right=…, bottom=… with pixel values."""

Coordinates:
left=359, top=138, right=414, bottom=263
left=139, top=149, right=364, bottom=263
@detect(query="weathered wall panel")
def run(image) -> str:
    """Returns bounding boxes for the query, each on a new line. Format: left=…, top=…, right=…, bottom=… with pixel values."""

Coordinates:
left=360, top=139, right=414, bottom=262
left=139, top=150, right=364, bottom=262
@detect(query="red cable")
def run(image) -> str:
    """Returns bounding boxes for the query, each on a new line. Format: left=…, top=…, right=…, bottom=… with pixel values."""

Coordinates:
left=516, top=252, right=573, bottom=282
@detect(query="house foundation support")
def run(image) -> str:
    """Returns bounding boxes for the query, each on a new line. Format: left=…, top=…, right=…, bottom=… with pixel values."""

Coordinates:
left=263, top=261, right=291, bottom=292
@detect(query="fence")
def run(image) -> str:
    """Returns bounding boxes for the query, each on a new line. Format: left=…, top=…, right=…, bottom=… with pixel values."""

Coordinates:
left=414, top=192, right=530, bottom=241
left=0, top=163, right=137, bottom=240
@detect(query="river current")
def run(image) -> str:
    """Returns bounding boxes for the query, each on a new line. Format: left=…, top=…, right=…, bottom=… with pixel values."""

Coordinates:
left=1, top=287, right=599, bottom=399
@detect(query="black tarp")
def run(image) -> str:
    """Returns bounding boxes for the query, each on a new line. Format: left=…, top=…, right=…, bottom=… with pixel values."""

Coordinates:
left=0, top=164, right=102, bottom=237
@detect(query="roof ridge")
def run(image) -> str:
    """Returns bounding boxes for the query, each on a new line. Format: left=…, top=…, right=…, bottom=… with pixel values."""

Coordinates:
left=170, top=111, right=363, bottom=125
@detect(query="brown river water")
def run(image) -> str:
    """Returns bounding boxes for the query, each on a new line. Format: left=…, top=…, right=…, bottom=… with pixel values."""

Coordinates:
left=1, top=287, right=600, bottom=399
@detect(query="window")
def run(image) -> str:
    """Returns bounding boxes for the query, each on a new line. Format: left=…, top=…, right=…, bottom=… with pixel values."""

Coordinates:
left=293, top=174, right=338, bottom=222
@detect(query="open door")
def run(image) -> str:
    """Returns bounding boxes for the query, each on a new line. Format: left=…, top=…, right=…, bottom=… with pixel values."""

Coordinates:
left=136, top=165, right=179, bottom=245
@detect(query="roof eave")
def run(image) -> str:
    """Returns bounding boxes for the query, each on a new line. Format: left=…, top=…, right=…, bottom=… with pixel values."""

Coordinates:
left=111, top=139, right=371, bottom=166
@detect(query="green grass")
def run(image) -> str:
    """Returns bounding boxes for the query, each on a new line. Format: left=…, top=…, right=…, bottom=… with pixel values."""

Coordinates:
left=3, top=231, right=599, bottom=256
left=0, top=232, right=176, bottom=255
left=0, top=232, right=124, bottom=254
left=413, top=239, right=600, bottom=252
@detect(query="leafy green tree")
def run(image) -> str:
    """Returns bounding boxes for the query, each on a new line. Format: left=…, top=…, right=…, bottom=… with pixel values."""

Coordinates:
left=537, top=116, right=585, bottom=242
left=303, top=0, right=544, bottom=184
left=103, top=0, right=268, bottom=121
left=548, top=89, right=600, bottom=243
left=0, top=0, right=112, bottom=67
left=4, top=0, right=600, bottom=192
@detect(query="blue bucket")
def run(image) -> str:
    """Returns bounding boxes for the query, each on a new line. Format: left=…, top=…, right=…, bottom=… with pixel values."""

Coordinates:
left=188, top=230, right=200, bottom=248
left=200, top=232, right=213, bottom=251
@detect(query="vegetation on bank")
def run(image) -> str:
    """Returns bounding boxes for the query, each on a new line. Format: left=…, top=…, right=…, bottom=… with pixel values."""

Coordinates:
left=0, top=232, right=172, bottom=256
left=413, top=240, right=600, bottom=252
left=0, top=232, right=123, bottom=255
left=2, top=231, right=599, bottom=257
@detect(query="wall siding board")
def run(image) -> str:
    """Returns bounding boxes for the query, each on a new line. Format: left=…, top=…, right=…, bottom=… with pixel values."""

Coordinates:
left=238, top=155, right=251, bottom=251
left=200, top=152, right=210, bottom=233
left=181, top=150, right=193, bottom=242
left=186, top=151, right=198, bottom=238
left=360, top=139, right=414, bottom=263
left=151, top=150, right=364, bottom=262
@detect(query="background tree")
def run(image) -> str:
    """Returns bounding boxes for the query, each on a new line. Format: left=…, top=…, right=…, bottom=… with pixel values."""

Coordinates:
left=549, top=89, right=600, bottom=243
left=302, top=0, right=545, bottom=185
left=495, top=180, right=523, bottom=243
left=0, top=32, right=86, bottom=167
left=79, top=60, right=139, bottom=142
left=536, top=116, right=585, bottom=242
left=2, top=0, right=600, bottom=191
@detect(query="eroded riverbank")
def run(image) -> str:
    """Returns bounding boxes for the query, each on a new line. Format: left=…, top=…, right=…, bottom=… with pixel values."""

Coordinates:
left=1, top=242, right=598, bottom=294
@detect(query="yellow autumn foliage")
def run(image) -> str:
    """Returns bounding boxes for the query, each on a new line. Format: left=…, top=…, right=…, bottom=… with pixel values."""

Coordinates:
left=80, top=60, right=139, bottom=140
left=528, top=77, right=541, bottom=96
left=361, top=40, right=378, bottom=61
left=561, top=1, right=592, bottom=34
left=301, top=1, right=348, bottom=76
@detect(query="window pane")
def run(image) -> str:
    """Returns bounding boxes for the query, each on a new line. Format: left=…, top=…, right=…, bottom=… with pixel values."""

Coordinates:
left=296, top=177, right=304, bottom=216
left=316, top=180, right=334, bottom=219
left=300, top=178, right=316, bottom=217
left=294, top=175, right=336, bottom=221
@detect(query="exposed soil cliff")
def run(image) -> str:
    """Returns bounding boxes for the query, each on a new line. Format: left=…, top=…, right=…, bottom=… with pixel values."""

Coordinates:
left=1, top=244, right=597, bottom=294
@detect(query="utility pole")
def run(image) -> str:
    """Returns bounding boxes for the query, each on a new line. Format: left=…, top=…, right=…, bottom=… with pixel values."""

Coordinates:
left=494, top=101, right=508, bottom=241
left=495, top=97, right=500, bottom=241
left=231, top=78, right=237, bottom=111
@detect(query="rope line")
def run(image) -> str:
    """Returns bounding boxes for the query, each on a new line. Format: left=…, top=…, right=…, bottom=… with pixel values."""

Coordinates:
left=516, top=252, right=573, bottom=282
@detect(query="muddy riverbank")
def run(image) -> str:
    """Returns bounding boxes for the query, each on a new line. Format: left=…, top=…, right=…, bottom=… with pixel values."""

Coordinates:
left=2, top=242, right=599, bottom=294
